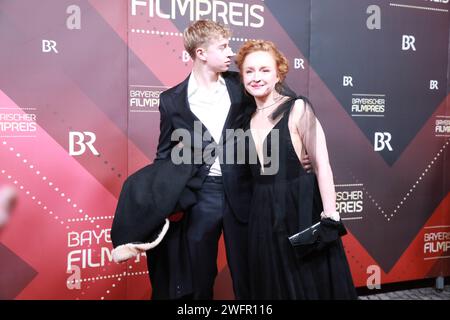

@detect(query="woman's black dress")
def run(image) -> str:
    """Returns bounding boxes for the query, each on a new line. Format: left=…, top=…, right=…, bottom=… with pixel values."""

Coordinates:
left=247, top=99, right=357, bottom=300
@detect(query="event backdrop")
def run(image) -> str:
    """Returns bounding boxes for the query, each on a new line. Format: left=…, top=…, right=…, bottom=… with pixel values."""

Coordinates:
left=0, top=0, right=449, bottom=299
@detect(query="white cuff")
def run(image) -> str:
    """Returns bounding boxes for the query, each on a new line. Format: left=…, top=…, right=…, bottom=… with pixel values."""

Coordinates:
left=320, top=211, right=340, bottom=222
left=112, top=218, right=170, bottom=263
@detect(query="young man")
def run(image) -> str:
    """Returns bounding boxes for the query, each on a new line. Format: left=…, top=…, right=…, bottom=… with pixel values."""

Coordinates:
left=150, top=20, right=253, bottom=300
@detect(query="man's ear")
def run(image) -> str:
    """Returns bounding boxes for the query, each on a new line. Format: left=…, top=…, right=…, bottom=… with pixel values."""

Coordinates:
left=195, top=47, right=207, bottom=61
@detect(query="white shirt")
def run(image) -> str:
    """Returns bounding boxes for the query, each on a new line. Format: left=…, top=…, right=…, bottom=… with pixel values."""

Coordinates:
left=188, top=74, right=231, bottom=176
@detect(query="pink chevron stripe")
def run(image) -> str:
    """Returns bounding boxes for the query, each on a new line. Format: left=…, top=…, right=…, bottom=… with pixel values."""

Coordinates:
left=342, top=190, right=449, bottom=287
left=384, top=193, right=450, bottom=282
left=0, top=90, right=148, bottom=299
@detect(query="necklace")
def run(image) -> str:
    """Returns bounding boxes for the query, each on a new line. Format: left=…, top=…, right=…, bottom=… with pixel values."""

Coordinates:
left=256, top=96, right=284, bottom=111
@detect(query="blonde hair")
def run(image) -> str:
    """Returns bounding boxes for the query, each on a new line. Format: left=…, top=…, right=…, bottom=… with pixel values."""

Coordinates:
left=235, top=40, right=289, bottom=83
left=183, top=20, right=232, bottom=59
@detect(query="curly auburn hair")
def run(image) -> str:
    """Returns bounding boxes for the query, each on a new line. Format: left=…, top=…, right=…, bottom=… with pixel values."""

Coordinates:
left=235, top=40, right=289, bottom=83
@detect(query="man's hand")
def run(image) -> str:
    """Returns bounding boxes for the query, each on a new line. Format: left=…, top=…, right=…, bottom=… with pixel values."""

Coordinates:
left=301, top=154, right=313, bottom=173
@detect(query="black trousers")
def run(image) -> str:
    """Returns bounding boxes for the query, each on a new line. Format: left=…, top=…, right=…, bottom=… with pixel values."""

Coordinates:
left=186, top=176, right=249, bottom=299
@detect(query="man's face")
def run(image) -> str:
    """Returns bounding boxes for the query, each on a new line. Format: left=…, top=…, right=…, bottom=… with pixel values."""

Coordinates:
left=201, top=36, right=234, bottom=73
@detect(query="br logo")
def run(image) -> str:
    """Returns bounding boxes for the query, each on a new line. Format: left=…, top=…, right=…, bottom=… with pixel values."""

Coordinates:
left=42, top=40, right=58, bottom=54
left=402, top=35, right=416, bottom=51
left=374, top=132, right=393, bottom=152
left=69, top=131, right=99, bottom=156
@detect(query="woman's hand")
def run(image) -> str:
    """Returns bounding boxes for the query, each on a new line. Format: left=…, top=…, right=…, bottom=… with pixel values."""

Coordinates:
left=320, top=211, right=340, bottom=222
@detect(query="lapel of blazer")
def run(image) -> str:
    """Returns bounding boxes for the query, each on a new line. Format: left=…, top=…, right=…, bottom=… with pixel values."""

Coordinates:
left=172, top=74, right=214, bottom=149
left=223, top=72, right=242, bottom=131
left=219, top=72, right=245, bottom=150
left=173, top=75, right=196, bottom=125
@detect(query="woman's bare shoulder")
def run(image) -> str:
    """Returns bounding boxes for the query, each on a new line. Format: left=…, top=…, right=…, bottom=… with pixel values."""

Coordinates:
left=290, top=98, right=307, bottom=121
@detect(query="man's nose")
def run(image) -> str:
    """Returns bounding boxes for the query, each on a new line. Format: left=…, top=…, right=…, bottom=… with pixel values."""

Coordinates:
left=227, top=47, right=235, bottom=57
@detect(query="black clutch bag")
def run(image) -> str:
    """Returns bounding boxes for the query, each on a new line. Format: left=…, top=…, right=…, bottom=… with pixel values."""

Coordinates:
left=288, top=222, right=321, bottom=246
left=288, top=219, right=347, bottom=259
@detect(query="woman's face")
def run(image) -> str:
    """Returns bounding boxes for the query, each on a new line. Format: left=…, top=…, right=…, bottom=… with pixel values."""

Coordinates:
left=242, top=50, right=279, bottom=99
